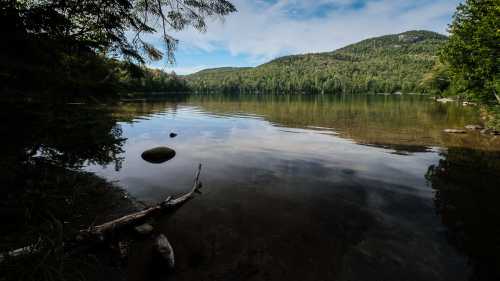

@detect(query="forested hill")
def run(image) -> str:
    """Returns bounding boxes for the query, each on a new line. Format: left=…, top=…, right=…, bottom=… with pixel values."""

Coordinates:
left=187, top=30, right=448, bottom=94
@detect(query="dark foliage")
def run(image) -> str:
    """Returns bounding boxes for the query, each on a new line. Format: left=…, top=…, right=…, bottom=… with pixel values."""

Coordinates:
left=0, top=0, right=236, bottom=94
left=0, top=101, right=134, bottom=281
left=117, top=66, right=190, bottom=93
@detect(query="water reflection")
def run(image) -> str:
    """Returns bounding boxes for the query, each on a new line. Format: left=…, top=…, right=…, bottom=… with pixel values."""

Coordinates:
left=426, top=148, right=500, bottom=280
left=2, top=94, right=499, bottom=281
left=181, top=94, right=497, bottom=151
left=0, top=100, right=131, bottom=255
left=84, top=94, right=499, bottom=281
left=1, top=101, right=125, bottom=169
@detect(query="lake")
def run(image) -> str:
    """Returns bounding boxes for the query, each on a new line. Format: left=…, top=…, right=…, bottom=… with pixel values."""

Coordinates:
left=3, top=93, right=500, bottom=281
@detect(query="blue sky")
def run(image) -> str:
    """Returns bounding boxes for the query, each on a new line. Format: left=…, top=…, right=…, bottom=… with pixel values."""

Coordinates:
left=150, top=0, right=462, bottom=74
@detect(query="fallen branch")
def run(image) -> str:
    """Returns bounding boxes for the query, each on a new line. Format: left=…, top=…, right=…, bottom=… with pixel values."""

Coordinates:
left=0, top=164, right=203, bottom=263
left=81, top=163, right=202, bottom=241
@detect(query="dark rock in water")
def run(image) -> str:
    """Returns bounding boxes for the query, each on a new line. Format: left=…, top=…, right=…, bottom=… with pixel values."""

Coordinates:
left=141, top=147, right=176, bottom=164
left=444, top=129, right=467, bottom=134
left=134, top=223, right=154, bottom=235
left=155, top=234, right=175, bottom=269
left=169, top=132, right=177, bottom=138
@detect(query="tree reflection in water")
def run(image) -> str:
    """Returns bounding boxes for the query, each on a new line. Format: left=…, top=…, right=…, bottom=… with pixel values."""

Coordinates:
left=426, top=148, right=500, bottom=280
left=0, top=100, right=131, bottom=281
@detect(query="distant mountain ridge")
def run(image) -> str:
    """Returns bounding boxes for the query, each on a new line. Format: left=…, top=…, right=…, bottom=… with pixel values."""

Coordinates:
left=187, top=30, right=447, bottom=94
left=193, top=66, right=252, bottom=75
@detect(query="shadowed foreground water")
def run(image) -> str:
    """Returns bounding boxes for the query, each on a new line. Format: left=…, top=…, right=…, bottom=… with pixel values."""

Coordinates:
left=82, top=94, right=500, bottom=281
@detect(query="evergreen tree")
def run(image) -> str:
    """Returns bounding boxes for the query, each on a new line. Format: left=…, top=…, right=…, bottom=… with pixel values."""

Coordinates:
left=0, top=0, right=236, bottom=93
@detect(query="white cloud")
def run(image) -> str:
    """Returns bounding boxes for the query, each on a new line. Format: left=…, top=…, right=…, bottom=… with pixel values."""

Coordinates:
left=156, top=0, right=461, bottom=72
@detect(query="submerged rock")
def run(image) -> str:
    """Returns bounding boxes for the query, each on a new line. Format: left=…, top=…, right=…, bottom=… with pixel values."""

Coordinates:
left=134, top=223, right=154, bottom=235
left=141, top=147, right=176, bottom=164
left=155, top=234, right=175, bottom=269
left=169, top=132, right=177, bottom=138
left=444, top=129, right=467, bottom=134
left=465, top=125, right=483, bottom=131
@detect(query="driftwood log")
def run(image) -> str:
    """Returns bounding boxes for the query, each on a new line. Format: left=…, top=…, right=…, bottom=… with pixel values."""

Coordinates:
left=0, top=164, right=202, bottom=263
left=79, top=163, right=202, bottom=241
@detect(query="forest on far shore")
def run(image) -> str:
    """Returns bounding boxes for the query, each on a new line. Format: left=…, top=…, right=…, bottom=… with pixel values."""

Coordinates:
left=1, top=1, right=498, bottom=119
left=186, top=30, right=448, bottom=95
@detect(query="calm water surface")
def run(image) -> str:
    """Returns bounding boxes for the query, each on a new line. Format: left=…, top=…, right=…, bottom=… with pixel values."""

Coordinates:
left=85, top=94, right=500, bottom=281
left=87, top=94, right=490, bottom=199
left=7, top=93, right=496, bottom=281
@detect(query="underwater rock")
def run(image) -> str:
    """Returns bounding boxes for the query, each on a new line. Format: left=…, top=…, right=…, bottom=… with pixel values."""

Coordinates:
left=134, top=223, right=154, bottom=235
left=155, top=234, right=175, bottom=269
left=169, top=132, right=177, bottom=138
left=141, top=147, right=176, bottom=164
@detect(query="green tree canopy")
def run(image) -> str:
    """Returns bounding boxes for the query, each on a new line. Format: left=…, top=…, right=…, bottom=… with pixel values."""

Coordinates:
left=440, top=0, right=500, bottom=103
left=187, top=31, right=447, bottom=94
left=1, top=0, right=236, bottom=93
left=5, top=0, right=236, bottom=63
